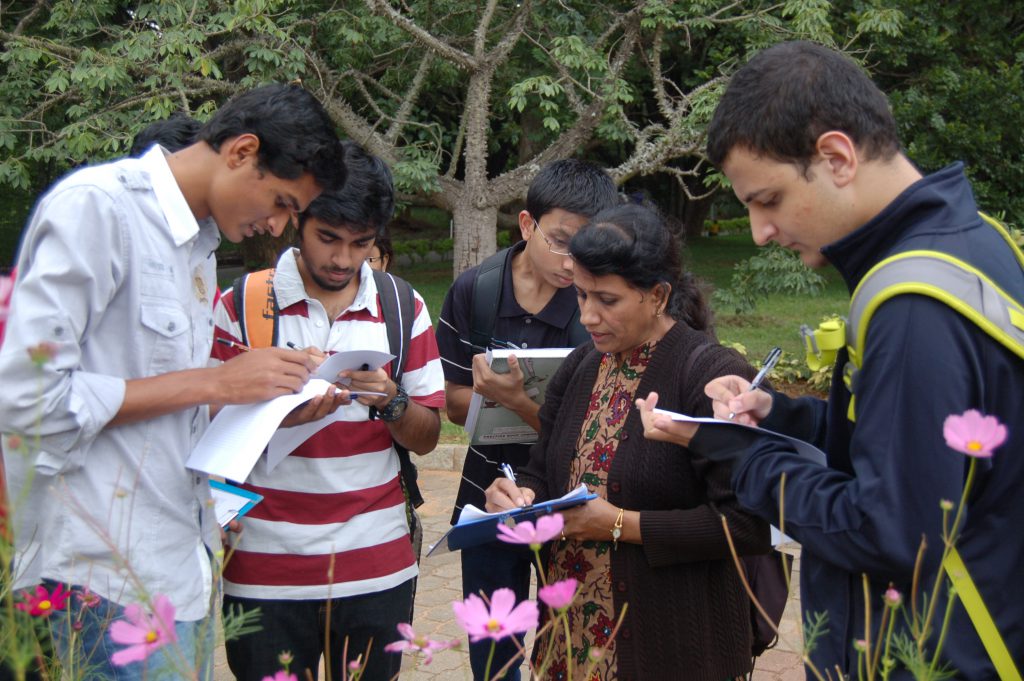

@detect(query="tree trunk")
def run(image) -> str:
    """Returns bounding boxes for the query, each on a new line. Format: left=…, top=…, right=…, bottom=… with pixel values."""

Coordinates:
left=682, top=195, right=714, bottom=240
left=451, top=203, right=498, bottom=277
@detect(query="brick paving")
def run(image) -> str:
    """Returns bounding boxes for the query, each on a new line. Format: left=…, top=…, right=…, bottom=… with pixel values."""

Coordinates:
left=214, top=447, right=807, bottom=680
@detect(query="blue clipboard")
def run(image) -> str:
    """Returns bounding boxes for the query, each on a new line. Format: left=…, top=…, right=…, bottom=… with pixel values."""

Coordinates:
left=426, top=485, right=597, bottom=557
left=209, top=480, right=264, bottom=528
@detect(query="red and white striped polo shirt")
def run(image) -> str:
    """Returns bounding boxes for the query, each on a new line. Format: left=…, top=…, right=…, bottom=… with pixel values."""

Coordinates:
left=212, top=249, right=445, bottom=600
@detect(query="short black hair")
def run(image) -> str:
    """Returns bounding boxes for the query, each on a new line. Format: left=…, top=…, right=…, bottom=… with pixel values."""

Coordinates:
left=130, top=113, right=201, bottom=156
left=526, top=159, right=618, bottom=222
left=298, top=141, right=395, bottom=236
left=707, top=41, right=901, bottom=173
left=199, top=83, right=346, bottom=191
left=570, top=203, right=712, bottom=332
left=374, top=230, right=395, bottom=265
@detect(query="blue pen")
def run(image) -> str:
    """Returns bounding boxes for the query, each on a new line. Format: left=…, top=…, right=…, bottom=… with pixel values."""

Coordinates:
left=500, top=463, right=517, bottom=483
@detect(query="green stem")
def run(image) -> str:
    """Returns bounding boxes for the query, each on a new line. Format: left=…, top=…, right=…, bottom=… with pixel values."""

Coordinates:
left=928, top=583, right=957, bottom=675
left=562, top=611, right=574, bottom=681
left=919, top=458, right=976, bottom=657
left=484, top=641, right=496, bottom=681
left=880, top=605, right=898, bottom=681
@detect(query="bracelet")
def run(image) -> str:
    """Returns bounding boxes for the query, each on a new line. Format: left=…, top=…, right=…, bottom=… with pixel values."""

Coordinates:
left=611, top=507, right=625, bottom=550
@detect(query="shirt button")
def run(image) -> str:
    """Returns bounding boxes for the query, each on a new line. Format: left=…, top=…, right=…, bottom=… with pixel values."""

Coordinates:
left=621, top=628, right=632, bottom=640
left=610, top=482, right=621, bottom=493
left=524, top=318, right=532, bottom=324
left=616, top=580, right=627, bottom=592
left=521, top=342, right=528, bottom=349
left=168, top=322, right=176, bottom=332
left=316, top=320, right=324, bottom=328
left=620, top=432, right=629, bottom=441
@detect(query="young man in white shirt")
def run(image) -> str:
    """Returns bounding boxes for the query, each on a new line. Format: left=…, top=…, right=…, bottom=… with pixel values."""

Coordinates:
left=0, top=83, right=347, bottom=680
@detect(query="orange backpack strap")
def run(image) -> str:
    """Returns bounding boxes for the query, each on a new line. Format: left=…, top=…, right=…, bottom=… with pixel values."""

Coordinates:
left=232, top=268, right=278, bottom=348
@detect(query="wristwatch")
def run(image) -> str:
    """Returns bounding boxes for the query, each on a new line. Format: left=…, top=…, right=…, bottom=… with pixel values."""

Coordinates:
left=372, top=384, right=410, bottom=422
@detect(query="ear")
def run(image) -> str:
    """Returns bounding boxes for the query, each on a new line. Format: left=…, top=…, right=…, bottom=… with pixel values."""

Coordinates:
left=653, top=282, right=672, bottom=312
left=518, top=210, right=535, bottom=241
left=222, top=133, right=261, bottom=170
left=815, top=131, right=858, bottom=187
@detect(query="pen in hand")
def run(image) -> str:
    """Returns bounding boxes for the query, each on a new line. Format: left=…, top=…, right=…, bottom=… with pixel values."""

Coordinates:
left=216, top=338, right=251, bottom=352
left=728, top=346, right=782, bottom=420
left=500, top=462, right=517, bottom=483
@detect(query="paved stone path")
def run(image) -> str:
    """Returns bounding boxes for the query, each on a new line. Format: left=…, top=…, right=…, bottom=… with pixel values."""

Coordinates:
left=215, top=454, right=808, bottom=680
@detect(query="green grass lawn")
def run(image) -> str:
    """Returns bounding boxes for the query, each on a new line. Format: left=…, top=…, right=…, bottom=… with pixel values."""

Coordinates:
left=686, top=233, right=849, bottom=363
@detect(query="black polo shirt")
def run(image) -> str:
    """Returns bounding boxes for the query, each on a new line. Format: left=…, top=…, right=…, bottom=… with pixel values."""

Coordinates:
left=437, top=241, right=585, bottom=524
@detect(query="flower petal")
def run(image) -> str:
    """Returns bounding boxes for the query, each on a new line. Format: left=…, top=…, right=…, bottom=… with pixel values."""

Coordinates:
left=111, top=644, right=150, bottom=666
left=395, top=622, right=415, bottom=641
left=109, top=621, right=151, bottom=645
left=487, top=588, right=517, bottom=620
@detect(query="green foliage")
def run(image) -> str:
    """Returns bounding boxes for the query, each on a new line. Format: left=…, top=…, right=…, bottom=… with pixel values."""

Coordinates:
left=712, top=244, right=827, bottom=315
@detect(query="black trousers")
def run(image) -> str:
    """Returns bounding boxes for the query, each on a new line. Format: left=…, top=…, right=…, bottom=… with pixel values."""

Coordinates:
left=223, top=578, right=415, bottom=681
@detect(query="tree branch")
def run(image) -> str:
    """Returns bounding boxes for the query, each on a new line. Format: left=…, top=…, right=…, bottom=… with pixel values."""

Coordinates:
left=384, top=51, right=432, bottom=146
left=363, top=0, right=476, bottom=69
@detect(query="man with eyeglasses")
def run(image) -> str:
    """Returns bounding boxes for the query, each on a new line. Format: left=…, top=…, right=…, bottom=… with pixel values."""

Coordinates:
left=436, top=158, right=618, bottom=680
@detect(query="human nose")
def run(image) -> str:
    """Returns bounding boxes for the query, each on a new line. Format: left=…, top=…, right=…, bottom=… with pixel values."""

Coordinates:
left=560, top=253, right=574, bottom=272
left=266, top=210, right=295, bottom=237
left=578, top=297, right=598, bottom=326
left=748, top=209, right=778, bottom=247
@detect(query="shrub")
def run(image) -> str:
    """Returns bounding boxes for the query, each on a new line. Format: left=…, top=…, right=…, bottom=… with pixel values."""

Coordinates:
left=712, top=244, right=826, bottom=316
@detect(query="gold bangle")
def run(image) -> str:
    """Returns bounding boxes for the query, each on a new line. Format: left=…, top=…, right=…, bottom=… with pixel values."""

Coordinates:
left=611, top=507, right=625, bottom=550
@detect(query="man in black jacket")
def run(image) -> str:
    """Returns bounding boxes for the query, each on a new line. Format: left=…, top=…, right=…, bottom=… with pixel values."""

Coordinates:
left=642, top=41, right=1024, bottom=678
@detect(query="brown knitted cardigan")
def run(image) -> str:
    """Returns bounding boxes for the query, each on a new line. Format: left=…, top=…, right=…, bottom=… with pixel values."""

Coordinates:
left=518, top=322, right=770, bottom=681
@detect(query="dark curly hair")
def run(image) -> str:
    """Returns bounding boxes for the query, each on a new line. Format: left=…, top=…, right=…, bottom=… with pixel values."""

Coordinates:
left=569, top=203, right=712, bottom=333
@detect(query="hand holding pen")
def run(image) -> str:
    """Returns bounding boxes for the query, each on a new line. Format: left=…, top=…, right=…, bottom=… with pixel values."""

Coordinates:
left=727, top=346, right=782, bottom=420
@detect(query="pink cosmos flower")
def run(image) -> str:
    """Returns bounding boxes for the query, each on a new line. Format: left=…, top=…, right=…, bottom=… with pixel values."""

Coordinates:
left=538, top=578, right=578, bottom=611
left=262, top=667, right=299, bottom=679
left=453, top=588, right=539, bottom=643
left=383, top=623, right=459, bottom=664
left=262, top=672, right=298, bottom=681
left=27, top=341, right=58, bottom=366
left=495, top=513, right=564, bottom=547
left=109, top=594, right=178, bottom=666
left=76, top=588, right=101, bottom=609
left=943, top=409, right=1007, bottom=458
left=16, top=584, right=69, bottom=617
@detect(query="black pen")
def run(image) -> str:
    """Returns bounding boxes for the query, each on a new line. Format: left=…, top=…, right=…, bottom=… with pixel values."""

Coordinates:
left=728, top=346, right=782, bottom=420
left=286, top=341, right=299, bottom=349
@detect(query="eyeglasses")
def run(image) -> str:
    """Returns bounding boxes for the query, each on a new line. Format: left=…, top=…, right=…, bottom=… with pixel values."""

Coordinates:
left=367, top=255, right=387, bottom=263
left=532, top=220, right=572, bottom=257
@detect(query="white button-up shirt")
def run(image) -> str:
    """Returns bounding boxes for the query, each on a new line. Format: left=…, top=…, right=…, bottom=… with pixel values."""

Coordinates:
left=0, top=146, right=221, bottom=620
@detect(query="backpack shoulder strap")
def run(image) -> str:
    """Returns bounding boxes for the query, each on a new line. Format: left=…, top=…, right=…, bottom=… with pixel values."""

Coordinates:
left=847, top=250, right=1024, bottom=369
left=372, top=269, right=424, bottom=509
left=372, top=270, right=416, bottom=382
left=232, top=268, right=278, bottom=348
left=469, top=249, right=509, bottom=349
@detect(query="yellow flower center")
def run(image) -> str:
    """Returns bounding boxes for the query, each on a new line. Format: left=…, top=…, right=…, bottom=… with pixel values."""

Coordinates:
left=486, top=619, right=501, bottom=633
left=38, top=600, right=52, bottom=611
left=145, top=630, right=158, bottom=643
left=967, top=440, right=983, bottom=451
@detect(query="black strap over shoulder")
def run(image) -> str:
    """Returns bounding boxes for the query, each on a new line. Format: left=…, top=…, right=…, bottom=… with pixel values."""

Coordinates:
left=469, top=249, right=509, bottom=349
left=470, top=246, right=589, bottom=349
left=373, top=269, right=424, bottom=509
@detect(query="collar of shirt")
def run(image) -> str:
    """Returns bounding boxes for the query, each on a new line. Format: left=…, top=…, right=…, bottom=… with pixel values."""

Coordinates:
left=274, top=249, right=382, bottom=319
left=139, top=145, right=205, bottom=248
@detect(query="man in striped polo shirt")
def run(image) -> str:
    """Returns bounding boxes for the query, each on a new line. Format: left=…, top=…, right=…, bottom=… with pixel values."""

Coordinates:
left=212, top=143, right=445, bottom=681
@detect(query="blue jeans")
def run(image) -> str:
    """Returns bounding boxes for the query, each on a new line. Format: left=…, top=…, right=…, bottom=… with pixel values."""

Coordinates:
left=223, top=578, right=414, bottom=681
left=461, top=542, right=537, bottom=681
left=45, top=582, right=215, bottom=681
